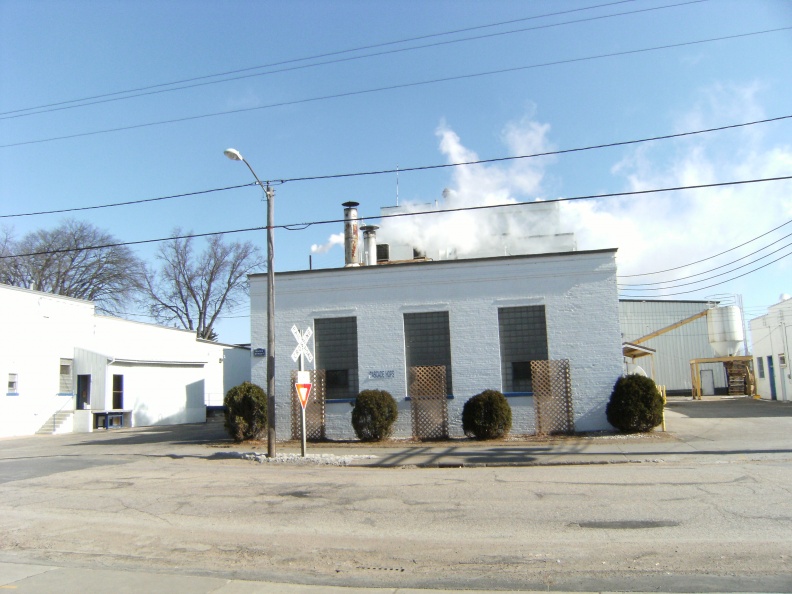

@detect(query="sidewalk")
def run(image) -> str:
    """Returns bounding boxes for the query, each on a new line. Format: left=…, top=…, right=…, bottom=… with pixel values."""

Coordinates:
left=238, top=398, right=792, bottom=468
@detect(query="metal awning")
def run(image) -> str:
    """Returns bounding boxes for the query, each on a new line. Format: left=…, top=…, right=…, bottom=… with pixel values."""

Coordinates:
left=622, top=342, right=656, bottom=359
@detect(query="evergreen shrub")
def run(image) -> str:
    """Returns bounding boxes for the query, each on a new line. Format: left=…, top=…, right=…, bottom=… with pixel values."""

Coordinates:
left=462, top=389, right=512, bottom=440
left=351, top=390, right=398, bottom=442
left=224, top=381, right=267, bottom=443
left=606, top=374, right=664, bottom=433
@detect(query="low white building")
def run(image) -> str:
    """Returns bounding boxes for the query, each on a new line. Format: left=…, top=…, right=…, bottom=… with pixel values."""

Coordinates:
left=750, top=296, right=792, bottom=401
left=0, top=284, right=250, bottom=437
left=250, top=248, right=623, bottom=440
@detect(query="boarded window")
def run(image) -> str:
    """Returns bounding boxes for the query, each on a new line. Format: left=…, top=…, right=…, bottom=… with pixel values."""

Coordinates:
left=404, top=311, right=452, bottom=394
left=59, top=358, right=74, bottom=394
left=498, top=305, right=548, bottom=393
left=314, top=317, right=358, bottom=400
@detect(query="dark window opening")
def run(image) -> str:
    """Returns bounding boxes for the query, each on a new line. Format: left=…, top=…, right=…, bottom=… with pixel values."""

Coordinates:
left=498, top=306, right=548, bottom=393
left=326, top=369, right=349, bottom=390
left=112, top=374, right=124, bottom=409
left=314, top=317, right=358, bottom=400
left=511, top=361, right=533, bottom=391
left=77, top=375, right=91, bottom=409
left=404, top=311, right=452, bottom=394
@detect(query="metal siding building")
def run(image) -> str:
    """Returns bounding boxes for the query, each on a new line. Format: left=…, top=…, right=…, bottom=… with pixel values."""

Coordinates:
left=619, top=300, right=727, bottom=395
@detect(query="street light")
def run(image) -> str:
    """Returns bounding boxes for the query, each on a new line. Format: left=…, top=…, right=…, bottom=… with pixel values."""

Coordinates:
left=224, top=148, right=276, bottom=458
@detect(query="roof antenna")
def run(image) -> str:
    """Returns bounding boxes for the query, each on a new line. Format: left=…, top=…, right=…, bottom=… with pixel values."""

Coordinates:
left=396, top=165, right=400, bottom=206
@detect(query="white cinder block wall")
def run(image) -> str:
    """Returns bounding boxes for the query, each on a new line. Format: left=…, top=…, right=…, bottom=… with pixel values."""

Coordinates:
left=250, top=249, right=622, bottom=440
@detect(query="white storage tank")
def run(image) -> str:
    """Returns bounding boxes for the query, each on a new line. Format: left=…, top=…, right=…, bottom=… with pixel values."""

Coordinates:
left=707, top=306, right=744, bottom=356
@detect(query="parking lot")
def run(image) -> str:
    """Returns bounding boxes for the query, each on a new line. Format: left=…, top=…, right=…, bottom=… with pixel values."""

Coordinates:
left=1, top=397, right=791, bottom=593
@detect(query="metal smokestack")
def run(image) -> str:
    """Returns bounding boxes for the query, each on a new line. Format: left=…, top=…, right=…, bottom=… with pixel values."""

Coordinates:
left=361, top=225, right=379, bottom=266
left=342, top=201, right=360, bottom=267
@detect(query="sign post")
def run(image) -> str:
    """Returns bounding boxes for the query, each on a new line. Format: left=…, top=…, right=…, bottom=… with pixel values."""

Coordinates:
left=296, top=371, right=312, bottom=457
left=291, top=325, right=314, bottom=457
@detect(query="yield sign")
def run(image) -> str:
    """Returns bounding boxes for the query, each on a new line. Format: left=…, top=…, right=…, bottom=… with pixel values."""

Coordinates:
left=296, top=370, right=312, bottom=409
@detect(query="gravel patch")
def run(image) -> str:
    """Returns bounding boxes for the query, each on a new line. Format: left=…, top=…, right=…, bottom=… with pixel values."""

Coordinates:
left=240, top=452, right=378, bottom=466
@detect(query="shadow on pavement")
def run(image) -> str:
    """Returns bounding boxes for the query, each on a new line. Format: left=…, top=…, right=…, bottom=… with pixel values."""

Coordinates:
left=64, top=422, right=231, bottom=448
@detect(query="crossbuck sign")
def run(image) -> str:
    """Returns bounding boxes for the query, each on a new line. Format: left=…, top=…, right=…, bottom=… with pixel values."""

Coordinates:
left=291, top=325, right=313, bottom=365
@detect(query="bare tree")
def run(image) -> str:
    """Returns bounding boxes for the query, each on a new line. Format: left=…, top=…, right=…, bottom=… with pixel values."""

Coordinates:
left=143, top=231, right=264, bottom=341
left=0, top=220, right=143, bottom=313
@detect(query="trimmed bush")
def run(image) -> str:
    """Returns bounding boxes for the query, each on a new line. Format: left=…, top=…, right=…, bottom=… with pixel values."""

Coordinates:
left=462, top=389, right=512, bottom=440
left=224, top=382, right=267, bottom=443
left=606, top=374, right=664, bottom=433
left=351, top=390, right=398, bottom=442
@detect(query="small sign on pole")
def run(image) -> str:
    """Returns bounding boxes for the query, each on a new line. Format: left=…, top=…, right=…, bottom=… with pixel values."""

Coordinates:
left=296, top=370, right=312, bottom=409
left=295, top=363, right=312, bottom=457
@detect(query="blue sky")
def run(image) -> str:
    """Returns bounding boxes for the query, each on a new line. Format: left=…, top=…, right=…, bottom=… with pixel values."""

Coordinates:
left=1, top=0, right=791, bottom=344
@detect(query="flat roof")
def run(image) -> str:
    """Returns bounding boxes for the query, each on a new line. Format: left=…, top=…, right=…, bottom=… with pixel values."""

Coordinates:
left=250, top=247, right=618, bottom=279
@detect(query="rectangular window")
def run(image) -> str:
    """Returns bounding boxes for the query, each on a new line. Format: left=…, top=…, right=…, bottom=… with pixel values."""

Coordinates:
left=498, top=305, right=548, bottom=393
left=314, top=317, right=359, bottom=400
left=59, top=358, right=74, bottom=394
left=112, top=375, right=124, bottom=409
left=404, top=311, right=452, bottom=394
left=7, top=373, right=18, bottom=394
left=780, top=353, right=788, bottom=368
left=756, top=357, right=765, bottom=379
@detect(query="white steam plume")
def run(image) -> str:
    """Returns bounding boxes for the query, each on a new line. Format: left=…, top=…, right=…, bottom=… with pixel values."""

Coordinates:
left=378, top=115, right=563, bottom=258
left=311, top=232, right=344, bottom=254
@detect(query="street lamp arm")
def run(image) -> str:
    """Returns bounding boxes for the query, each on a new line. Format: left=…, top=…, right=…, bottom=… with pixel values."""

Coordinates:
left=224, top=147, right=277, bottom=458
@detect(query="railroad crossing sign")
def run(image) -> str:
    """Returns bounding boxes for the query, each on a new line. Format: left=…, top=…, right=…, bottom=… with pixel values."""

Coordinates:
left=295, top=370, right=312, bottom=409
left=291, top=325, right=313, bottom=364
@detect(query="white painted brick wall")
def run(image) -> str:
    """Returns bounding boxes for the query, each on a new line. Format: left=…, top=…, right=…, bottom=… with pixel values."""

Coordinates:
left=250, top=249, right=622, bottom=440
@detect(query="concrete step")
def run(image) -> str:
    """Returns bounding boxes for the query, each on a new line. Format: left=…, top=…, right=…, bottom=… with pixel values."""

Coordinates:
left=36, top=411, right=74, bottom=435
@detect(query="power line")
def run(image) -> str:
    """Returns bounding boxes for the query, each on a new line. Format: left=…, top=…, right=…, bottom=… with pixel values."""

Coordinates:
left=280, top=114, right=792, bottom=183
left=3, top=173, right=791, bottom=260
left=618, top=225, right=792, bottom=285
left=619, top=249, right=792, bottom=298
left=4, top=113, right=789, bottom=220
left=617, top=239, right=792, bottom=291
left=0, top=183, right=256, bottom=220
left=1, top=0, right=699, bottom=121
left=618, top=218, right=792, bottom=277
left=4, top=25, right=786, bottom=150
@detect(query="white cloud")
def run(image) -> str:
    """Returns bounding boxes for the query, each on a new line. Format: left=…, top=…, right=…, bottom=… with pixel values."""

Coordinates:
left=565, top=82, right=792, bottom=292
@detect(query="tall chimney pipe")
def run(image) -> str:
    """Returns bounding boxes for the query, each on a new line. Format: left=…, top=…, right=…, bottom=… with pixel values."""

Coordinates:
left=361, top=225, right=379, bottom=266
left=342, top=201, right=360, bottom=267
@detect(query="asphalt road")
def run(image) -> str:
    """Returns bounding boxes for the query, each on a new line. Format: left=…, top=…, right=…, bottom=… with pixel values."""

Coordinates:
left=0, top=397, right=791, bottom=593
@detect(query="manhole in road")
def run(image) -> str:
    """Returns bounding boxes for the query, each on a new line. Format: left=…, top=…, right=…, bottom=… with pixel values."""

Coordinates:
left=575, top=520, right=680, bottom=529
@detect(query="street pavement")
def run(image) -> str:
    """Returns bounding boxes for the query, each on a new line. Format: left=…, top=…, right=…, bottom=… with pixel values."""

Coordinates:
left=1, top=396, right=790, bottom=594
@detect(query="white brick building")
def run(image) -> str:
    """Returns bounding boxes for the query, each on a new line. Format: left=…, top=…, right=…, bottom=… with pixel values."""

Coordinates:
left=0, top=284, right=250, bottom=437
left=249, top=249, right=623, bottom=440
left=750, top=296, right=792, bottom=401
